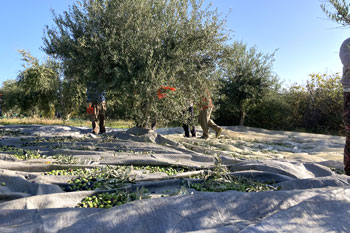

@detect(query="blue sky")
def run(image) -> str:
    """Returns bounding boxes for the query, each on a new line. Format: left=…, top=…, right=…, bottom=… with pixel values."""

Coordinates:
left=0, top=0, right=348, bottom=87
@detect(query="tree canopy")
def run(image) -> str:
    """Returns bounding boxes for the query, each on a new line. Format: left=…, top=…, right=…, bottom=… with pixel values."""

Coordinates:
left=3, top=0, right=345, bottom=136
left=215, top=42, right=277, bottom=126
left=14, top=50, right=60, bottom=117
left=43, top=0, right=228, bottom=127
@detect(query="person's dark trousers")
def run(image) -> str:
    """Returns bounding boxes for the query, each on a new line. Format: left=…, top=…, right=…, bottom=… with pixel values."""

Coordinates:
left=191, top=127, right=196, bottom=137
left=183, top=123, right=196, bottom=137
left=151, top=120, right=157, bottom=130
left=183, top=106, right=196, bottom=137
left=343, top=92, right=350, bottom=175
left=189, top=106, right=196, bottom=136
left=183, top=124, right=190, bottom=137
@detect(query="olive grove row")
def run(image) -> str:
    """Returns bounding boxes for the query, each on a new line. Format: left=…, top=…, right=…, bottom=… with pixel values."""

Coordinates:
left=0, top=0, right=347, bottom=135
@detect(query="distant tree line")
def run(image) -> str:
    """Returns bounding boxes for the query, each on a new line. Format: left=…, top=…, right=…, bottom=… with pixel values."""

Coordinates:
left=0, top=0, right=346, bottom=135
left=216, top=73, right=343, bottom=135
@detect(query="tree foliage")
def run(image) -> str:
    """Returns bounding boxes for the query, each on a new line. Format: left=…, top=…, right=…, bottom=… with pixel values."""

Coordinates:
left=244, top=90, right=293, bottom=130
left=43, top=0, right=228, bottom=127
left=0, top=80, right=22, bottom=117
left=244, top=73, right=343, bottom=134
left=321, top=0, right=350, bottom=26
left=215, top=42, right=278, bottom=126
left=303, top=73, right=343, bottom=133
left=11, top=50, right=61, bottom=117
left=0, top=0, right=345, bottom=136
left=282, top=84, right=308, bottom=130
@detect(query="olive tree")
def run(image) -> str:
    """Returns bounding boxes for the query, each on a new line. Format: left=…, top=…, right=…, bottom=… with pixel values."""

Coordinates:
left=43, top=0, right=228, bottom=127
left=303, top=73, right=343, bottom=133
left=59, top=74, right=86, bottom=119
left=15, top=50, right=61, bottom=117
left=216, top=42, right=277, bottom=126
left=0, top=80, right=22, bottom=117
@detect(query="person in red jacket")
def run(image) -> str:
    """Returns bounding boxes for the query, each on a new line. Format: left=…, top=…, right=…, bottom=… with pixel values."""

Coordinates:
left=86, top=82, right=106, bottom=134
left=198, top=90, right=222, bottom=139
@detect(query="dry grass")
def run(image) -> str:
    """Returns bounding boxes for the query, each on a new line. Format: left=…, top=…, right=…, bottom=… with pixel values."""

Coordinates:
left=0, top=117, right=134, bottom=128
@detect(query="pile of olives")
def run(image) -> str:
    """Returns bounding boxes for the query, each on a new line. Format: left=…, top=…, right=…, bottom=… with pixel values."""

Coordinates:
left=76, top=190, right=149, bottom=208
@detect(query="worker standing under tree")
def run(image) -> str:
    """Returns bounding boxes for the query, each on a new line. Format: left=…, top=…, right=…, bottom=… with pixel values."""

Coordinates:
left=198, top=89, right=222, bottom=139
left=86, top=82, right=106, bottom=134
